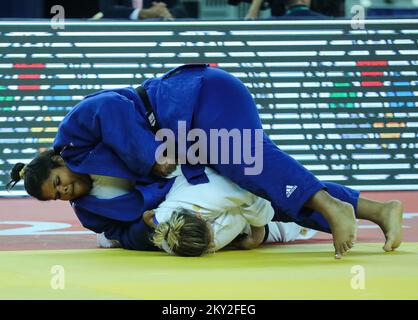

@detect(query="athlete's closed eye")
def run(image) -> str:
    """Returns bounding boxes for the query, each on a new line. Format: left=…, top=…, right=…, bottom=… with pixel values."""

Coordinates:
left=53, top=176, right=61, bottom=200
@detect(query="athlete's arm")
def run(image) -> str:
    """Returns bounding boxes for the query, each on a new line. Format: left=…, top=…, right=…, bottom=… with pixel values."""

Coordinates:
left=229, top=225, right=265, bottom=250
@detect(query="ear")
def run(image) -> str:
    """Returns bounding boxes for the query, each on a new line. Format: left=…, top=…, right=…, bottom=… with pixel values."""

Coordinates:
left=51, top=155, right=65, bottom=166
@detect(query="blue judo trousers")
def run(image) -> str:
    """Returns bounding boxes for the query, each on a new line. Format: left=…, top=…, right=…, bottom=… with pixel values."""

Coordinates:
left=191, top=67, right=359, bottom=232
left=54, top=64, right=359, bottom=250
left=146, top=65, right=359, bottom=233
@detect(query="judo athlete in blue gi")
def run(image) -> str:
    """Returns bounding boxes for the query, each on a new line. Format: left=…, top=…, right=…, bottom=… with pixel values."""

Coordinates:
left=7, top=64, right=403, bottom=258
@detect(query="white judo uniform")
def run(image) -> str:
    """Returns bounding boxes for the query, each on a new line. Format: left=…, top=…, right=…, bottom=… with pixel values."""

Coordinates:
left=153, top=166, right=275, bottom=251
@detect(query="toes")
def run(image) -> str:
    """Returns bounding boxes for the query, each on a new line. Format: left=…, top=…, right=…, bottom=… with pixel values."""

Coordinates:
left=341, top=242, right=353, bottom=255
left=392, top=241, right=401, bottom=250
left=345, top=242, right=352, bottom=253
left=334, top=242, right=342, bottom=259
left=383, top=238, right=394, bottom=252
left=335, top=241, right=354, bottom=259
left=383, top=232, right=401, bottom=252
left=341, top=243, right=350, bottom=254
left=383, top=245, right=392, bottom=252
left=391, top=235, right=402, bottom=250
left=337, top=243, right=345, bottom=254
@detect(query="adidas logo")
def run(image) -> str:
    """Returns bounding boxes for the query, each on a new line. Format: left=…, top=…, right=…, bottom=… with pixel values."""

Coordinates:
left=286, top=185, right=298, bottom=198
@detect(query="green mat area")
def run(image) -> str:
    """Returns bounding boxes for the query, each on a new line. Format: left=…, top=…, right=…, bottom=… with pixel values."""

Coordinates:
left=1, top=243, right=417, bottom=299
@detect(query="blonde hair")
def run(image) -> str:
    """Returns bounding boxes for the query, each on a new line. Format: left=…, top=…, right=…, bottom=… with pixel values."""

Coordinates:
left=153, top=208, right=215, bottom=257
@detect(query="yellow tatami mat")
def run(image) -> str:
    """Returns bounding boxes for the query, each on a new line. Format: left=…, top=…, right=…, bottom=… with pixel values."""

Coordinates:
left=1, top=243, right=417, bottom=300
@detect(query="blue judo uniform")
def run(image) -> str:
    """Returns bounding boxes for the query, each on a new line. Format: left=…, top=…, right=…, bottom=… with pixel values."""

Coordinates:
left=54, top=64, right=359, bottom=250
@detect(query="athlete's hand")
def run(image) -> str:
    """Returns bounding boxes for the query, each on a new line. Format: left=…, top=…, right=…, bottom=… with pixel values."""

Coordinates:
left=143, top=210, right=156, bottom=228
left=248, top=225, right=266, bottom=247
left=96, top=233, right=122, bottom=248
left=230, top=226, right=265, bottom=250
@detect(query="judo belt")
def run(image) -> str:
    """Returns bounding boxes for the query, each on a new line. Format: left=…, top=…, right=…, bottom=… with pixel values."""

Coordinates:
left=135, top=86, right=161, bottom=134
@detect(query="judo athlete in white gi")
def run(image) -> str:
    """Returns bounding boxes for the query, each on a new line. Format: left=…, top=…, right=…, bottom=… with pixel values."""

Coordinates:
left=97, top=165, right=316, bottom=255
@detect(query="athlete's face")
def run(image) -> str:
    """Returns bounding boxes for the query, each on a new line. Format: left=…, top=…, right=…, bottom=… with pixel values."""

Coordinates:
left=41, top=156, right=92, bottom=201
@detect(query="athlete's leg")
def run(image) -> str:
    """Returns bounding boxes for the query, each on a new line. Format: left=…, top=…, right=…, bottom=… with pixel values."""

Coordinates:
left=194, top=67, right=357, bottom=256
left=271, top=181, right=403, bottom=253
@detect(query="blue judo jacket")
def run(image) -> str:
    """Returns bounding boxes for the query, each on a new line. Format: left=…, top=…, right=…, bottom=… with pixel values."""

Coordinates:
left=53, top=64, right=210, bottom=250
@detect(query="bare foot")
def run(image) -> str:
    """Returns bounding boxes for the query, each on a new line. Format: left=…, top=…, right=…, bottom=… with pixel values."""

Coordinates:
left=326, top=201, right=357, bottom=259
left=304, top=190, right=357, bottom=259
left=376, top=200, right=404, bottom=252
